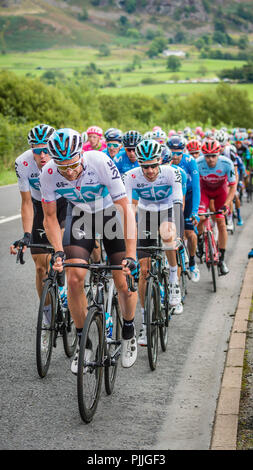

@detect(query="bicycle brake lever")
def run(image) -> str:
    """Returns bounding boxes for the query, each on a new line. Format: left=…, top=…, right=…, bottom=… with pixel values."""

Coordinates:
left=16, top=247, right=25, bottom=265
left=127, top=275, right=137, bottom=292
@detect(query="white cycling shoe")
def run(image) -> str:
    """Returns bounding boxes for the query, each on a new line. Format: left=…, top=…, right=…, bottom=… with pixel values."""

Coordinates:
left=169, top=282, right=181, bottom=306
left=121, top=333, right=137, bottom=368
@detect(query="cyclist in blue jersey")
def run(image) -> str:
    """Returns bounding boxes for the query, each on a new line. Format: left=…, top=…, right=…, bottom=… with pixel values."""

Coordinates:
left=103, top=128, right=124, bottom=160
left=114, top=130, right=142, bottom=182
left=167, top=135, right=201, bottom=283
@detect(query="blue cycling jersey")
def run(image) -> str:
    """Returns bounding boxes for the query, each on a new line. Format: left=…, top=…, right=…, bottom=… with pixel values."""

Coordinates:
left=171, top=164, right=187, bottom=197
left=113, top=149, right=139, bottom=174
left=102, top=148, right=125, bottom=161
left=174, top=153, right=200, bottom=215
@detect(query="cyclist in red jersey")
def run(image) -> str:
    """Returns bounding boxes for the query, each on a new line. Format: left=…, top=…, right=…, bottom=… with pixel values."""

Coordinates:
left=196, top=140, right=237, bottom=275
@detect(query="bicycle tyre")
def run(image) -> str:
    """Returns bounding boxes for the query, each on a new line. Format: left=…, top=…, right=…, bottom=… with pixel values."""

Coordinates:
left=36, top=279, right=56, bottom=378
left=77, top=307, right=103, bottom=423
left=145, top=277, right=159, bottom=371
left=207, top=231, right=216, bottom=293
left=159, top=273, right=170, bottom=352
left=62, top=307, right=78, bottom=358
left=104, top=296, right=121, bottom=395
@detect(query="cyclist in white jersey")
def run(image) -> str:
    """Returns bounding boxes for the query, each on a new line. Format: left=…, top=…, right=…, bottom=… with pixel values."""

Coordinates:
left=124, top=139, right=184, bottom=346
left=40, top=128, right=139, bottom=371
left=10, top=124, right=68, bottom=300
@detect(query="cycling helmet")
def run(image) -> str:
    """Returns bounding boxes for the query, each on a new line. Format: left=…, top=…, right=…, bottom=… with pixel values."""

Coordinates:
left=122, top=130, right=142, bottom=148
left=168, top=129, right=176, bottom=137
left=144, top=131, right=154, bottom=139
left=186, top=140, right=201, bottom=154
left=205, top=130, right=213, bottom=139
left=166, top=134, right=185, bottom=150
left=223, top=144, right=237, bottom=162
left=201, top=139, right=221, bottom=155
left=151, top=129, right=167, bottom=143
left=27, top=124, right=55, bottom=146
left=152, top=126, right=162, bottom=132
left=104, top=127, right=122, bottom=142
left=195, top=126, right=202, bottom=135
left=161, top=147, right=172, bottom=164
left=234, top=131, right=244, bottom=142
left=86, top=126, right=103, bottom=137
left=214, top=130, right=229, bottom=145
left=135, top=139, right=162, bottom=164
left=81, top=131, right=88, bottom=144
left=48, top=128, right=83, bottom=161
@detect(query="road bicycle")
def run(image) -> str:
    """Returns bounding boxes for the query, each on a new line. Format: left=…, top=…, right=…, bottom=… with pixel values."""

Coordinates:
left=197, top=211, right=223, bottom=293
left=16, top=244, right=77, bottom=378
left=63, top=261, right=136, bottom=423
left=137, top=241, right=175, bottom=371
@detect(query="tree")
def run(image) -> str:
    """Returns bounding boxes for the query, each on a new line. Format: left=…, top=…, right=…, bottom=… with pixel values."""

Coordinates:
left=167, top=55, right=182, bottom=72
left=98, top=44, right=110, bottom=56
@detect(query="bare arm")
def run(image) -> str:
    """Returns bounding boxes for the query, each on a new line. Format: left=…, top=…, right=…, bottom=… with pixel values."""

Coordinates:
left=10, top=191, right=33, bottom=254
left=42, top=200, right=63, bottom=252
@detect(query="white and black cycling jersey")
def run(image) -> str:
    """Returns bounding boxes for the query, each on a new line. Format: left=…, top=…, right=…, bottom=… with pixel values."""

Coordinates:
left=124, top=165, right=183, bottom=212
left=15, top=150, right=42, bottom=201
left=40, top=150, right=127, bottom=213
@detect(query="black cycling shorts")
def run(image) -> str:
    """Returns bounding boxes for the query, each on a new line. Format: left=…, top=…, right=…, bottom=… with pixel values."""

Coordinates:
left=137, top=207, right=173, bottom=260
left=31, top=197, right=67, bottom=254
left=62, top=203, right=126, bottom=263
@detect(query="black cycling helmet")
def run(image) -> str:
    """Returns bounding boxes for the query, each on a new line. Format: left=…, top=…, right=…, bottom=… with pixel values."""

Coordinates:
left=122, top=130, right=142, bottom=148
left=104, top=128, right=123, bottom=142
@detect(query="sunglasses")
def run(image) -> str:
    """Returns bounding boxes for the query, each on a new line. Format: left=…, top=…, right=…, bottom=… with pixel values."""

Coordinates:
left=172, top=151, right=183, bottom=155
left=32, top=147, right=49, bottom=155
left=56, top=159, right=81, bottom=172
left=107, top=142, right=121, bottom=148
left=141, top=163, right=159, bottom=169
left=125, top=147, right=136, bottom=152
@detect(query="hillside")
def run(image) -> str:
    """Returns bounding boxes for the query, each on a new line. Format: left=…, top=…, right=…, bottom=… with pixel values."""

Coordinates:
left=0, top=0, right=253, bottom=52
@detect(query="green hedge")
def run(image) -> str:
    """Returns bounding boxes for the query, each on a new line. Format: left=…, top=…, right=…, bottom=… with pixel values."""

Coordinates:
left=1, top=70, right=253, bottom=170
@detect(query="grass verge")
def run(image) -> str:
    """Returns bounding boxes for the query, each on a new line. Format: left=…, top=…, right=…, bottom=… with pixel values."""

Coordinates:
left=0, top=168, right=17, bottom=186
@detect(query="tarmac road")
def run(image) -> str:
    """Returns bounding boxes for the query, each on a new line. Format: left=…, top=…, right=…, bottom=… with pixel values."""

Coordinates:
left=0, top=185, right=252, bottom=450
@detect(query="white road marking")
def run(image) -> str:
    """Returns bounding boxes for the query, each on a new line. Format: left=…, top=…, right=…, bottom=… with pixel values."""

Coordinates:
left=0, top=214, right=21, bottom=224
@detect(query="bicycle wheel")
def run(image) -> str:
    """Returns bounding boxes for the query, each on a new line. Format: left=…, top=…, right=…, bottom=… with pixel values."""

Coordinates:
left=62, top=306, right=78, bottom=358
left=207, top=231, right=216, bottom=293
left=104, top=296, right=121, bottom=395
left=77, top=307, right=103, bottom=423
left=145, top=277, right=159, bottom=371
left=159, top=273, right=170, bottom=352
left=36, top=279, right=56, bottom=378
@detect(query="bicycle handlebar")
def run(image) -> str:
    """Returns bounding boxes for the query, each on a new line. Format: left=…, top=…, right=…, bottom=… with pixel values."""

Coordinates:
left=198, top=210, right=223, bottom=217
left=63, top=262, right=137, bottom=292
left=15, top=243, right=54, bottom=264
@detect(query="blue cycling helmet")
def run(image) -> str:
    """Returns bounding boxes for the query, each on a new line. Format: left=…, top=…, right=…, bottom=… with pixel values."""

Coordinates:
left=122, top=130, right=142, bottom=148
left=48, top=128, right=83, bottom=161
left=161, top=146, right=172, bottom=164
left=104, top=128, right=123, bottom=142
left=166, top=134, right=185, bottom=150
left=27, top=124, right=55, bottom=146
left=135, top=139, right=162, bottom=164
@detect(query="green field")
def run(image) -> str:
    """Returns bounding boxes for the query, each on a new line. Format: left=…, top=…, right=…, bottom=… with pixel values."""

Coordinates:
left=0, top=47, right=250, bottom=99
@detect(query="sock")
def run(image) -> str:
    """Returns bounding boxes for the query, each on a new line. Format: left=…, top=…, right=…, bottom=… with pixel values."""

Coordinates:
left=122, top=318, right=135, bottom=340
left=236, top=208, right=241, bottom=219
left=219, top=249, right=225, bottom=261
left=43, top=305, right=52, bottom=325
left=189, top=255, right=195, bottom=268
left=141, top=307, right=145, bottom=325
left=169, top=265, right=178, bottom=284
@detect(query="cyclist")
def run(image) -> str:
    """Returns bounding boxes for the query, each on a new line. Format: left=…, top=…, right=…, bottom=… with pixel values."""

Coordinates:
left=186, top=140, right=202, bottom=160
left=167, top=135, right=201, bottom=283
left=10, top=124, right=68, bottom=340
left=124, top=139, right=184, bottom=344
left=196, top=139, right=237, bottom=275
left=223, top=144, right=245, bottom=227
left=103, top=128, right=123, bottom=160
left=83, top=125, right=107, bottom=152
left=234, top=132, right=251, bottom=169
left=40, top=128, right=139, bottom=371
left=113, top=130, right=142, bottom=182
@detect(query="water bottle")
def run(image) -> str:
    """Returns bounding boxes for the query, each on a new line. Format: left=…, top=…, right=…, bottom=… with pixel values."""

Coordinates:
left=159, top=283, right=165, bottom=307
left=105, top=311, right=113, bottom=338
left=58, top=284, right=68, bottom=309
